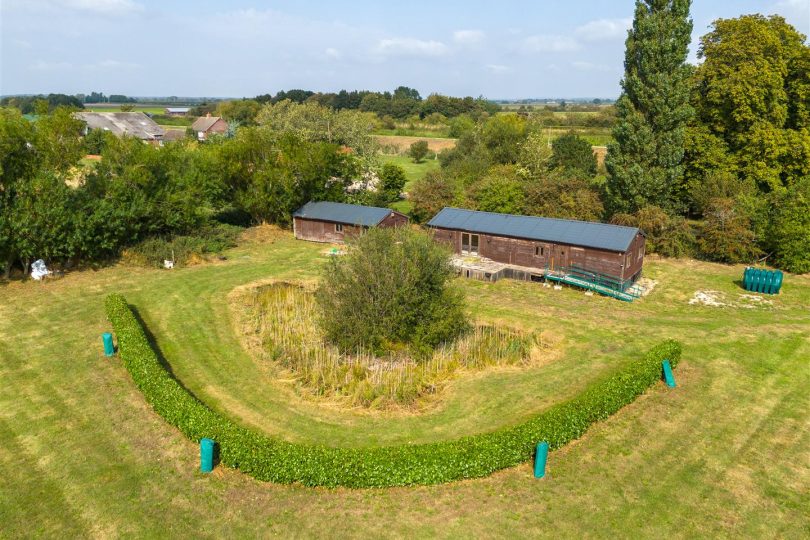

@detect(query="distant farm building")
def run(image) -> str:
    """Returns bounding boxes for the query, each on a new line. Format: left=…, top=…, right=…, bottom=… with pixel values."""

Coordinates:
left=74, top=112, right=164, bottom=144
left=191, top=114, right=228, bottom=141
left=293, top=201, right=408, bottom=243
left=428, top=207, right=646, bottom=298
left=164, top=107, right=190, bottom=116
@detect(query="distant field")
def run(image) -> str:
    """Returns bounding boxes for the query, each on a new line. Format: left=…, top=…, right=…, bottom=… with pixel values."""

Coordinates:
left=373, top=127, right=452, bottom=138
left=539, top=127, right=613, bottom=146
left=375, top=134, right=458, bottom=154
left=86, top=104, right=177, bottom=115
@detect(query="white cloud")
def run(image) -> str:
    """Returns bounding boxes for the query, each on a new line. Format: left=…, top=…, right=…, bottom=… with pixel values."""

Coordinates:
left=485, top=64, right=510, bottom=73
left=65, top=0, right=140, bottom=13
left=325, top=48, right=342, bottom=59
left=523, top=35, right=580, bottom=52
left=30, top=60, right=73, bottom=71
left=3, top=0, right=141, bottom=15
left=574, top=18, right=632, bottom=42
left=83, top=59, right=140, bottom=69
left=571, top=60, right=611, bottom=72
left=453, top=30, right=485, bottom=45
left=376, top=38, right=449, bottom=57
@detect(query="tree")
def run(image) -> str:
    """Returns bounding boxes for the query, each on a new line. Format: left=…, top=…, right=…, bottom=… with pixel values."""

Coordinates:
left=768, top=177, right=810, bottom=273
left=255, top=100, right=378, bottom=166
left=697, top=198, right=760, bottom=263
left=7, top=172, right=76, bottom=274
left=524, top=172, right=605, bottom=222
left=316, top=227, right=468, bottom=356
left=410, top=171, right=459, bottom=223
left=34, top=107, right=85, bottom=173
left=377, top=163, right=407, bottom=203
left=0, top=108, right=39, bottom=277
left=605, top=0, right=694, bottom=214
left=481, top=113, right=527, bottom=164
left=611, top=205, right=695, bottom=257
left=216, top=99, right=262, bottom=125
left=549, top=132, right=597, bottom=177
left=119, top=104, right=135, bottom=112
left=408, top=140, right=429, bottom=163
left=688, top=15, right=810, bottom=194
left=469, top=167, right=525, bottom=215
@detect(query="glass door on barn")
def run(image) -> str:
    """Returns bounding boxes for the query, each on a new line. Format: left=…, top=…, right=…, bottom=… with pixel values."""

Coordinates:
left=461, top=233, right=479, bottom=256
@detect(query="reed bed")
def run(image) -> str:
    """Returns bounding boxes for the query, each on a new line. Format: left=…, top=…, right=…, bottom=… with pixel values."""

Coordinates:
left=245, top=282, right=535, bottom=409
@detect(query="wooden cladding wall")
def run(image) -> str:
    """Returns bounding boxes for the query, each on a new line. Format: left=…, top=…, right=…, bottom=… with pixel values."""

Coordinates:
left=431, top=227, right=645, bottom=282
left=294, top=211, right=408, bottom=244
left=294, top=218, right=363, bottom=243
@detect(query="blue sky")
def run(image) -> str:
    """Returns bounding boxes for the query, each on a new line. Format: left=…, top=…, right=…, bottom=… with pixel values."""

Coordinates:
left=1, top=0, right=808, bottom=99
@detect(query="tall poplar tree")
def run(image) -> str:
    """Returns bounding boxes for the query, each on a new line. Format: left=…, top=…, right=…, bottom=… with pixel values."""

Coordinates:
left=605, top=0, right=694, bottom=214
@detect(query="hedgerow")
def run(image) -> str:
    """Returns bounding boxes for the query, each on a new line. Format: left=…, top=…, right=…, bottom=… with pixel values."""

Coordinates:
left=106, top=293, right=682, bottom=488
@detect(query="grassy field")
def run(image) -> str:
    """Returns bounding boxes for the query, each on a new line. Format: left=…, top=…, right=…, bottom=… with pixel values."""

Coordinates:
left=86, top=104, right=168, bottom=115
left=1, top=231, right=808, bottom=537
left=379, top=154, right=440, bottom=214
left=373, top=127, right=453, bottom=138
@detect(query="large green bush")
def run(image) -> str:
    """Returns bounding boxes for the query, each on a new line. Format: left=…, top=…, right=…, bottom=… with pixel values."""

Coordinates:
left=316, top=228, right=469, bottom=356
left=106, top=293, right=681, bottom=488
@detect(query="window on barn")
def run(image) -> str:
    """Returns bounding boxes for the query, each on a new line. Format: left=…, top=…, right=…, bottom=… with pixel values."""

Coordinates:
left=461, top=233, right=479, bottom=255
left=335, top=223, right=343, bottom=232
left=535, top=246, right=545, bottom=257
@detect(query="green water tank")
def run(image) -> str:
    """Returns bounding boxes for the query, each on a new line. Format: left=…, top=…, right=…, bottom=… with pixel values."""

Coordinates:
left=200, top=438, right=214, bottom=473
left=742, top=267, right=783, bottom=295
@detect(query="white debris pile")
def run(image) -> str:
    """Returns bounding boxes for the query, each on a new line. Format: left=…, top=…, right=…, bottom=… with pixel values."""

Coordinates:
left=738, top=294, right=773, bottom=307
left=688, top=290, right=727, bottom=307
left=635, top=277, right=658, bottom=297
left=30, top=259, right=51, bottom=281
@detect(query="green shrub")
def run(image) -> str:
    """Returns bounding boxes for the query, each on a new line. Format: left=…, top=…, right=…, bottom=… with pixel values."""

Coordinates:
left=126, top=223, right=242, bottom=267
left=106, top=292, right=681, bottom=488
left=316, top=228, right=469, bottom=357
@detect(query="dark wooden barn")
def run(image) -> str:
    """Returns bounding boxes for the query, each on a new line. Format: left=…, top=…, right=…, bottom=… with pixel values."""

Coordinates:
left=293, top=201, right=408, bottom=244
left=427, top=207, right=645, bottom=291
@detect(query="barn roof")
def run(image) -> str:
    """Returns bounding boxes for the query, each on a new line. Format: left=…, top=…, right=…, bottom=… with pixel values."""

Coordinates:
left=427, top=207, right=641, bottom=252
left=165, top=107, right=190, bottom=113
left=74, top=112, right=164, bottom=140
left=191, top=116, right=223, bottom=132
left=293, top=201, right=397, bottom=227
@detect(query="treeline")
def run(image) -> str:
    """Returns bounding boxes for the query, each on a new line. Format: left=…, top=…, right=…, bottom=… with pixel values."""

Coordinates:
left=409, top=13, right=810, bottom=274
left=0, top=94, right=85, bottom=114
left=0, top=91, right=142, bottom=115
left=254, top=86, right=500, bottom=120
left=0, top=103, right=374, bottom=278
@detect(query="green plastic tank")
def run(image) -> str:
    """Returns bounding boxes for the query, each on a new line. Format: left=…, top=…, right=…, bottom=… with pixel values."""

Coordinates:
left=742, top=267, right=783, bottom=295
left=200, top=438, right=214, bottom=473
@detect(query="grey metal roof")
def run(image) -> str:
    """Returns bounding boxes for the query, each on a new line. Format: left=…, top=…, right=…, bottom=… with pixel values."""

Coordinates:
left=74, top=112, right=164, bottom=140
left=427, top=207, right=640, bottom=252
left=165, top=107, right=190, bottom=113
left=293, top=201, right=396, bottom=227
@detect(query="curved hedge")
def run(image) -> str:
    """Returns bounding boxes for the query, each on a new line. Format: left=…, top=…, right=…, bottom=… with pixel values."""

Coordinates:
left=106, top=293, right=681, bottom=487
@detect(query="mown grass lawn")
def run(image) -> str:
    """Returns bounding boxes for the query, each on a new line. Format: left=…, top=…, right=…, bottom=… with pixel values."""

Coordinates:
left=1, top=231, right=808, bottom=537
left=380, top=154, right=440, bottom=215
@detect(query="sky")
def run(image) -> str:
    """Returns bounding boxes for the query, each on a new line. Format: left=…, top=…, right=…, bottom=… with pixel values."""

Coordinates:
left=1, top=0, right=808, bottom=99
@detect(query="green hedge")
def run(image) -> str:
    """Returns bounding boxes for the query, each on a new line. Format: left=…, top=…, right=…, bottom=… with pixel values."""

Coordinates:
left=106, top=293, right=681, bottom=487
